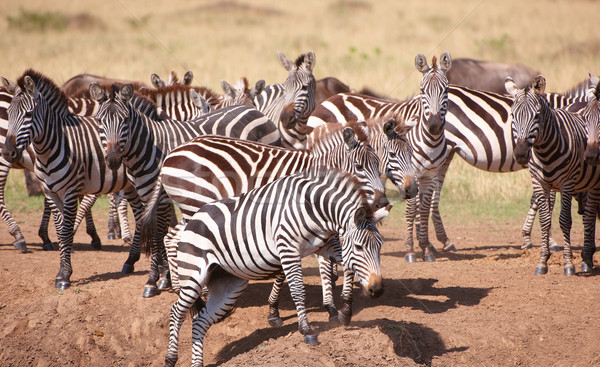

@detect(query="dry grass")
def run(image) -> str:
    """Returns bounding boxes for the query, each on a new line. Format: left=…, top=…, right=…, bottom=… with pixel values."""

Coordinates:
left=1, top=0, right=597, bottom=207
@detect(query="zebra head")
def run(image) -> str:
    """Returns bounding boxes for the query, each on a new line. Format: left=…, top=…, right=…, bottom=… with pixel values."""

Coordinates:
left=414, top=52, right=451, bottom=136
left=582, top=74, right=600, bottom=166
left=3, top=73, right=38, bottom=164
left=342, top=215, right=383, bottom=298
left=220, top=77, right=263, bottom=108
left=150, top=70, right=194, bottom=88
left=278, top=51, right=317, bottom=148
left=377, top=117, right=418, bottom=201
left=506, top=75, right=545, bottom=166
left=90, top=82, right=133, bottom=171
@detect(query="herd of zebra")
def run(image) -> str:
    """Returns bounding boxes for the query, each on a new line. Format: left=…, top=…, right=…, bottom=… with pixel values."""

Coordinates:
left=1, top=50, right=600, bottom=366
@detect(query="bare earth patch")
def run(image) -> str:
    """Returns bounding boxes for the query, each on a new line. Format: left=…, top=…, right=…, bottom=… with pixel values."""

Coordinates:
left=1, top=213, right=599, bottom=366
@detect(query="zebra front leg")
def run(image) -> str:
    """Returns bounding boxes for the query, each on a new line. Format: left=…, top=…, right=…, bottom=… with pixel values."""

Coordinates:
left=404, top=196, right=418, bottom=262
left=521, top=193, right=537, bottom=250
left=533, top=188, right=553, bottom=275
left=121, top=187, right=144, bottom=274
left=39, top=196, right=55, bottom=250
left=267, top=273, right=285, bottom=327
left=107, top=192, right=119, bottom=240
left=143, top=199, right=172, bottom=297
left=547, top=190, right=560, bottom=252
left=337, top=268, right=355, bottom=326
left=580, top=190, right=600, bottom=273
left=417, top=176, right=437, bottom=262
left=432, top=158, right=456, bottom=251
left=317, top=256, right=339, bottom=322
left=557, top=192, right=574, bottom=275
left=0, top=161, right=27, bottom=251
left=282, top=255, right=318, bottom=345
left=53, top=196, right=79, bottom=290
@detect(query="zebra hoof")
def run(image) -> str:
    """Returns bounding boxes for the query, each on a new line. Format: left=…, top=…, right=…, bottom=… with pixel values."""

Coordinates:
left=521, top=243, right=533, bottom=250
left=534, top=266, right=548, bottom=275
left=338, top=311, right=352, bottom=326
left=564, top=266, right=576, bottom=276
left=549, top=245, right=561, bottom=252
left=423, top=254, right=436, bottom=262
left=427, top=244, right=439, bottom=256
left=107, top=233, right=116, bottom=240
left=42, top=243, right=55, bottom=251
left=142, top=286, right=160, bottom=298
left=303, top=333, right=319, bottom=346
left=581, top=262, right=593, bottom=273
left=58, top=281, right=71, bottom=291
left=121, top=264, right=134, bottom=274
left=157, top=278, right=171, bottom=290
left=442, top=244, right=457, bottom=252
left=13, top=240, right=27, bottom=252
left=405, top=254, right=417, bottom=263
left=328, top=314, right=339, bottom=323
left=267, top=316, right=283, bottom=327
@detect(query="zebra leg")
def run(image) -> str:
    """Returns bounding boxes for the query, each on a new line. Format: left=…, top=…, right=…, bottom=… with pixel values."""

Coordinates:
left=107, top=192, right=119, bottom=240
left=521, top=193, right=537, bottom=250
left=432, top=157, right=456, bottom=251
left=267, top=274, right=285, bottom=327
left=338, top=268, right=355, bottom=326
left=404, top=196, right=418, bottom=262
left=73, top=194, right=101, bottom=250
left=143, top=196, right=172, bottom=297
left=164, top=220, right=187, bottom=293
left=189, top=272, right=248, bottom=367
left=557, top=192, right=575, bottom=276
left=282, top=254, right=318, bottom=345
left=580, top=190, right=599, bottom=273
left=117, top=194, right=132, bottom=244
left=121, top=187, right=144, bottom=274
left=417, top=175, right=437, bottom=262
left=548, top=191, right=560, bottom=252
left=533, top=187, right=552, bottom=275
left=318, top=256, right=338, bottom=322
left=39, top=196, right=55, bottom=250
left=0, top=161, right=27, bottom=251
left=53, top=195, right=79, bottom=290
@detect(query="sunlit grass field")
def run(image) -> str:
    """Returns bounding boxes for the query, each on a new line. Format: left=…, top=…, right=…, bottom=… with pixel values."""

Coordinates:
left=1, top=0, right=598, bottom=227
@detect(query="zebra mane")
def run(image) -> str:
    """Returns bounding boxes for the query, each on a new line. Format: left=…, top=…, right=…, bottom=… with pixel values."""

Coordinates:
left=295, top=53, right=307, bottom=68
left=431, top=55, right=438, bottom=69
left=310, top=120, right=369, bottom=148
left=138, top=84, right=220, bottom=105
left=67, top=80, right=147, bottom=99
left=18, top=69, right=70, bottom=113
left=302, top=166, right=373, bottom=217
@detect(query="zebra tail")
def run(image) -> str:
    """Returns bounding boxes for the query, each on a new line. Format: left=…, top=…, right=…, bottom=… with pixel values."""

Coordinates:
left=189, top=297, right=207, bottom=319
left=139, top=178, right=163, bottom=256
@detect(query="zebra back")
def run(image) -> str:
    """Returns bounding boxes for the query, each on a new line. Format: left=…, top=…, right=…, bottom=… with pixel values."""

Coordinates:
left=254, top=51, right=317, bottom=149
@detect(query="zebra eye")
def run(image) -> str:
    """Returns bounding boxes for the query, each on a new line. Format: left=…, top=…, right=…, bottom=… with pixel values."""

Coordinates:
left=389, top=151, right=397, bottom=158
left=354, top=163, right=364, bottom=171
left=355, top=243, right=363, bottom=251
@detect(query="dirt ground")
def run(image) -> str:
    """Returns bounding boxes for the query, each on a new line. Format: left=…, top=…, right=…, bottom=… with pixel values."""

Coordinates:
left=1, top=209, right=600, bottom=367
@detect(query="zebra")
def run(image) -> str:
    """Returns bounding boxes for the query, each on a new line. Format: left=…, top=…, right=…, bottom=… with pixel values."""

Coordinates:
left=578, top=74, right=600, bottom=166
left=162, top=168, right=383, bottom=367
left=253, top=51, right=317, bottom=149
left=90, top=83, right=283, bottom=297
left=150, top=70, right=194, bottom=88
left=2, top=69, right=147, bottom=290
left=506, top=75, right=600, bottom=275
left=0, top=80, right=116, bottom=252
left=139, top=121, right=388, bottom=321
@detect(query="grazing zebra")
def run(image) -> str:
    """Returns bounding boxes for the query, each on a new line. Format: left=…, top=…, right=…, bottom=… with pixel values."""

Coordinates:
left=0, top=80, right=115, bottom=252
left=253, top=51, right=317, bottom=149
left=90, top=83, right=282, bottom=296
left=2, top=69, right=147, bottom=290
left=162, top=168, right=383, bottom=366
left=506, top=75, right=600, bottom=275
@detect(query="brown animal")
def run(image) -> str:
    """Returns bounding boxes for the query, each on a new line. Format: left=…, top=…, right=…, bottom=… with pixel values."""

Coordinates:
left=315, top=77, right=351, bottom=105
left=61, top=73, right=150, bottom=96
left=446, top=58, right=539, bottom=94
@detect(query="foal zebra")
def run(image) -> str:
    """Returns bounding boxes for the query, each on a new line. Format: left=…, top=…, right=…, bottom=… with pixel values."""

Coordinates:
left=2, top=69, right=146, bottom=290
left=507, top=75, right=600, bottom=275
left=253, top=51, right=317, bottom=149
left=163, top=168, right=383, bottom=367
left=91, top=83, right=282, bottom=296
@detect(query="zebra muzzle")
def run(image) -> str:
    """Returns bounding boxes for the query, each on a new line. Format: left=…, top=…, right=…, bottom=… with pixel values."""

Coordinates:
left=584, top=143, right=600, bottom=166
left=105, top=143, right=123, bottom=171
left=366, top=273, right=383, bottom=298
left=2, top=135, right=22, bottom=163
left=513, top=138, right=531, bottom=166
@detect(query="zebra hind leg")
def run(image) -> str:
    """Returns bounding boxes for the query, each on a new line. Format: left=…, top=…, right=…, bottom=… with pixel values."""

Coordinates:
left=267, top=274, right=285, bottom=327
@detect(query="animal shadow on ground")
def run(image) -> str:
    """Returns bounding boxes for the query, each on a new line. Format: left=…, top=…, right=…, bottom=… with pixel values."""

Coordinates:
left=210, top=316, right=467, bottom=366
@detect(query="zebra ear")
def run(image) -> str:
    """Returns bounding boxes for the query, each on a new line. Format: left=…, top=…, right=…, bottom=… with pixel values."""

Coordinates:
left=89, top=82, right=105, bottom=102
left=221, top=80, right=236, bottom=98
left=533, top=75, right=546, bottom=95
left=303, top=51, right=316, bottom=72
left=383, top=118, right=397, bottom=138
left=415, top=54, right=430, bottom=74
left=120, top=83, right=134, bottom=102
left=250, top=79, right=265, bottom=98
left=23, top=75, right=36, bottom=94
left=183, top=71, right=194, bottom=86
left=1, top=77, right=17, bottom=95
left=150, top=73, right=165, bottom=88
left=354, top=207, right=367, bottom=226
left=343, top=126, right=357, bottom=149
left=278, top=52, right=294, bottom=71
left=505, top=77, right=518, bottom=97
left=439, top=52, right=452, bottom=73
left=190, top=89, right=211, bottom=114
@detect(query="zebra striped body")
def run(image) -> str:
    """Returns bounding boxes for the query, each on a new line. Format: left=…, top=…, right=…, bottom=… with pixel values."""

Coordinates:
left=579, top=75, right=600, bottom=166
left=2, top=70, right=146, bottom=290
left=253, top=51, right=317, bottom=149
left=163, top=168, right=383, bottom=366
left=507, top=76, right=600, bottom=275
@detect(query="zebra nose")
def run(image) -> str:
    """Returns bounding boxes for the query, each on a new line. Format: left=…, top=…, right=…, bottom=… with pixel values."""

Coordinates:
left=404, top=175, right=419, bottom=200
left=367, top=274, right=383, bottom=298
left=584, top=143, right=600, bottom=165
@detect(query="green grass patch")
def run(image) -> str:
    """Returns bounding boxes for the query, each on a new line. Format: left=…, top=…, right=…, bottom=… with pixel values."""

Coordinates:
left=7, top=9, right=69, bottom=32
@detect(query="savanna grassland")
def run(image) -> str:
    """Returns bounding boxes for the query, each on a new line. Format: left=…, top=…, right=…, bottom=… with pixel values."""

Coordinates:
left=1, top=1, right=600, bottom=366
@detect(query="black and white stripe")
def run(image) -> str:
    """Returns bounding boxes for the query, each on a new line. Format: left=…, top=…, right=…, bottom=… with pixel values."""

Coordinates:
left=162, top=168, right=383, bottom=366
